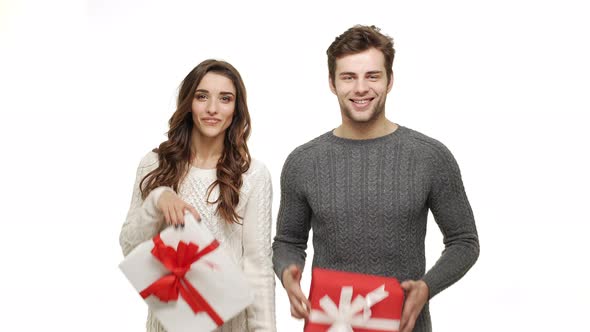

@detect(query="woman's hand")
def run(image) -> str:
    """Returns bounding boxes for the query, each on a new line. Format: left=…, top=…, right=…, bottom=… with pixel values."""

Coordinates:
left=157, top=190, right=201, bottom=226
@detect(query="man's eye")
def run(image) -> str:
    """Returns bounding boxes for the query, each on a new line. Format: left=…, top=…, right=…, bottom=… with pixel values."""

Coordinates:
left=342, top=76, right=353, bottom=81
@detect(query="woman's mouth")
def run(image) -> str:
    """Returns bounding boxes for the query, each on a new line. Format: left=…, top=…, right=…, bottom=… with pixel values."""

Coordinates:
left=202, top=118, right=221, bottom=125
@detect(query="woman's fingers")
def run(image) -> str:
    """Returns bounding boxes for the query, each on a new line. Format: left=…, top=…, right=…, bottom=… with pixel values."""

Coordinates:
left=163, top=206, right=172, bottom=225
left=174, top=205, right=185, bottom=226
left=186, top=206, right=201, bottom=222
left=158, top=191, right=201, bottom=227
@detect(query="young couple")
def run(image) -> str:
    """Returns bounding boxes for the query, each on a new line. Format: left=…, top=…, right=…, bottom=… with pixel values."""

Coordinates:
left=119, top=25, right=479, bottom=332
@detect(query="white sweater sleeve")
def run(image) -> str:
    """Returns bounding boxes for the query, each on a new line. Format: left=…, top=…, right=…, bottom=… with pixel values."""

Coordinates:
left=242, top=162, right=277, bottom=332
left=119, top=152, right=173, bottom=256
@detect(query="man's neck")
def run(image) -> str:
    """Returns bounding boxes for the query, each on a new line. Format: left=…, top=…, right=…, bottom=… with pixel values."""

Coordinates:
left=333, top=118, right=398, bottom=140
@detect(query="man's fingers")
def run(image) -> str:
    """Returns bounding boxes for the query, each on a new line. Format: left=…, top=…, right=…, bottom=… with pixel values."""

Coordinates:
left=290, top=304, right=306, bottom=318
left=400, top=308, right=409, bottom=331
left=282, top=265, right=309, bottom=319
left=400, top=280, right=426, bottom=332
left=400, top=280, right=413, bottom=291
left=399, top=317, right=406, bottom=332
left=293, top=289, right=310, bottom=317
left=400, top=290, right=413, bottom=331
left=299, top=292, right=311, bottom=314
left=297, top=295, right=311, bottom=316
left=402, top=312, right=416, bottom=332
left=286, top=281, right=310, bottom=318
left=400, top=310, right=416, bottom=332
left=288, top=282, right=307, bottom=305
left=288, top=294, right=309, bottom=318
left=290, top=306, right=304, bottom=319
left=401, top=319, right=415, bottom=332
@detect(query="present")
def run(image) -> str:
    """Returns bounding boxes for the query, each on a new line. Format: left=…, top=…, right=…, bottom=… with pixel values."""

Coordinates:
left=119, top=214, right=254, bottom=332
left=305, top=268, right=404, bottom=332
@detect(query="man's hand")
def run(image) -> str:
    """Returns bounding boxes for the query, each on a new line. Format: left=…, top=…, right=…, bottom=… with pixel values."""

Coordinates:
left=282, top=264, right=311, bottom=319
left=400, top=280, right=429, bottom=332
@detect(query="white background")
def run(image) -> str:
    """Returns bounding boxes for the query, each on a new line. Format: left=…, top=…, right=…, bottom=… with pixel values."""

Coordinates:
left=1, top=0, right=589, bottom=331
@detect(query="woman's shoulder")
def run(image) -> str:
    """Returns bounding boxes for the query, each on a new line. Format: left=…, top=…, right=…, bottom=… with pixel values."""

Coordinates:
left=242, top=158, right=273, bottom=190
left=244, top=158, right=270, bottom=179
left=239, top=159, right=272, bottom=203
left=138, top=150, right=159, bottom=169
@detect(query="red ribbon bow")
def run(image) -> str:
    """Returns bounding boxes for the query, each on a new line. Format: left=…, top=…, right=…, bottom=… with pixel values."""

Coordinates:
left=139, top=235, right=224, bottom=326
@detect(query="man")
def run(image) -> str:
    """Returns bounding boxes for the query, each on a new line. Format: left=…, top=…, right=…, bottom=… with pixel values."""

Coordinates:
left=272, top=25, right=479, bottom=332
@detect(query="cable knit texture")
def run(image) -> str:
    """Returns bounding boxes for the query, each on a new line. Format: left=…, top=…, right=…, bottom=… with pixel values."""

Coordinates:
left=120, top=152, right=276, bottom=332
left=272, top=126, right=479, bottom=332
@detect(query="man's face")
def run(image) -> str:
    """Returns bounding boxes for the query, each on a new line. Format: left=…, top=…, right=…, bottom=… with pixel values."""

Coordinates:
left=330, top=48, right=393, bottom=124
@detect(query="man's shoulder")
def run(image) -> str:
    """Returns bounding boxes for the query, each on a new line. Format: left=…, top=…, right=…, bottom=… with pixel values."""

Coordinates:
left=288, top=131, right=332, bottom=158
left=400, top=126, right=457, bottom=166
left=400, top=126, right=452, bottom=155
left=282, top=131, right=332, bottom=171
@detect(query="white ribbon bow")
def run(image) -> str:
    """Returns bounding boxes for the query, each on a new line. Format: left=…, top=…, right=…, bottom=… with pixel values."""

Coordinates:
left=308, top=285, right=400, bottom=332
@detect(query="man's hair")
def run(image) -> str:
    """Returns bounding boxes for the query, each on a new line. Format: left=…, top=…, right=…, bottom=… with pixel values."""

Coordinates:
left=327, top=25, right=395, bottom=84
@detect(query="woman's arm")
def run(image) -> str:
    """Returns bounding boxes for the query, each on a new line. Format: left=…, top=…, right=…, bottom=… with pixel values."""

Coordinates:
left=242, top=161, right=277, bottom=331
left=119, top=152, right=172, bottom=256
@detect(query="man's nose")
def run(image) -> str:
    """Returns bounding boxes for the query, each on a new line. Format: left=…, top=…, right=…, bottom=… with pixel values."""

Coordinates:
left=353, top=79, right=369, bottom=95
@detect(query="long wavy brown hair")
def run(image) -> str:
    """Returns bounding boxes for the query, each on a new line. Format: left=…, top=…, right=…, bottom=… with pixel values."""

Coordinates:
left=140, top=59, right=251, bottom=224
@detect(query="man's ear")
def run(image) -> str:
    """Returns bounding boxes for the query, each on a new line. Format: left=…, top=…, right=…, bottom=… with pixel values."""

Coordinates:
left=329, top=76, right=337, bottom=95
left=387, top=72, right=394, bottom=93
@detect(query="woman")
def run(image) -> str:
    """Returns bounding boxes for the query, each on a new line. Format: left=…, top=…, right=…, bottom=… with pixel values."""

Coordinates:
left=119, top=59, right=276, bottom=332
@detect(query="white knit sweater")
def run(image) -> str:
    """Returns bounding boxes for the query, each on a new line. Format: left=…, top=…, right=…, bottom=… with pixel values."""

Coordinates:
left=119, top=152, right=277, bottom=332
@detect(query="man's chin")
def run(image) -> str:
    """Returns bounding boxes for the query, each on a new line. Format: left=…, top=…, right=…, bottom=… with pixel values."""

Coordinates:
left=344, top=110, right=376, bottom=123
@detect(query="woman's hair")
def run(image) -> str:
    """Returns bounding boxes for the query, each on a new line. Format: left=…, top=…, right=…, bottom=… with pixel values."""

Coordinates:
left=140, top=59, right=251, bottom=224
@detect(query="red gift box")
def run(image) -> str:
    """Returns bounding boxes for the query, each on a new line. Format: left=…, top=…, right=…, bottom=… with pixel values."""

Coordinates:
left=305, top=268, right=404, bottom=332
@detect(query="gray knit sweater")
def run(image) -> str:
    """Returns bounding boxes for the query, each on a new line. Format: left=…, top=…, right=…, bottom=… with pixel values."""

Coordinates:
left=272, top=125, right=479, bottom=332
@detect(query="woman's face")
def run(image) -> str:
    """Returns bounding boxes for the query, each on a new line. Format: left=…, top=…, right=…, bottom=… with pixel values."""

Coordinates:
left=191, top=72, right=236, bottom=140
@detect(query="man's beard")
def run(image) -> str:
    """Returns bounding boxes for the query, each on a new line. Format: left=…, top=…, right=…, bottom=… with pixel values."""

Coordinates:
left=340, top=96, right=387, bottom=124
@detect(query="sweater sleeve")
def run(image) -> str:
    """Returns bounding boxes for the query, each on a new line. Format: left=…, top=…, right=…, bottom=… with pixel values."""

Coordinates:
left=241, top=162, right=277, bottom=332
left=119, top=152, right=173, bottom=256
left=272, top=151, right=312, bottom=284
left=422, top=145, right=480, bottom=298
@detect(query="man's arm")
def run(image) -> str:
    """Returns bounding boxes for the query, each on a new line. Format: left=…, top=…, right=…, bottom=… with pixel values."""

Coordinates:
left=272, top=150, right=313, bottom=318
left=422, top=143, right=480, bottom=298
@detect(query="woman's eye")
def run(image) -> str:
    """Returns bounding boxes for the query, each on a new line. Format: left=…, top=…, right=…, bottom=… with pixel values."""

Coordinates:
left=196, top=94, right=207, bottom=100
left=221, top=96, right=232, bottom=102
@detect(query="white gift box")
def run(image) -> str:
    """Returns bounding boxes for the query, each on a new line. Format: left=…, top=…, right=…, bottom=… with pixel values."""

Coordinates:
left=119, top=214, right=254, bottom=332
